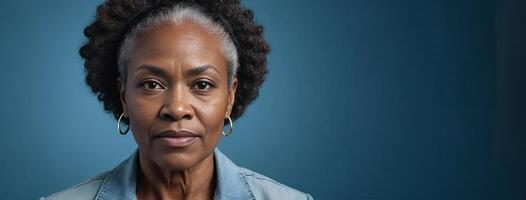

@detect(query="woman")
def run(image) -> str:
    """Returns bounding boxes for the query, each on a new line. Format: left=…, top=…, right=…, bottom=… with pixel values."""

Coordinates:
left=41, top=0, right=312, bottom=199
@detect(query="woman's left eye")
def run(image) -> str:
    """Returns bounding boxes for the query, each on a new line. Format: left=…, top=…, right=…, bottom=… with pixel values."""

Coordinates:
left=193, top=81, right=214, bottom=91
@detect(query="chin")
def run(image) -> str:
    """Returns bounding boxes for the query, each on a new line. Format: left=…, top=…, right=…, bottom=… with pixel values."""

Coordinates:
left=154, top=147, right=207, bottom=171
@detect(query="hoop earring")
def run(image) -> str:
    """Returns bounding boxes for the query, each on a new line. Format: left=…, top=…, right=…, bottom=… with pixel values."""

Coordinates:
left=117, top=112, right=130, bottom=135
left=222, top=116, right=233, bottom=136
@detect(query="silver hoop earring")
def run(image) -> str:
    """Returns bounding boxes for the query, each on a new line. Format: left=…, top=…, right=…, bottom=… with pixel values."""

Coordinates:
left=117, top=112, right=130, bottom=135
left=222, top=116, right=233, bottom=136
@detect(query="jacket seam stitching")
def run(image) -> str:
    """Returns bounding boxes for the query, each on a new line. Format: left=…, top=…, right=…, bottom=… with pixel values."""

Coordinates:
left=95, top=170, right=114, bottom=200
left=243, top=169, right=310, bottom=197
left=245, top=174, right=285, bottom=186
left=239, top=168, right=257, bottom=200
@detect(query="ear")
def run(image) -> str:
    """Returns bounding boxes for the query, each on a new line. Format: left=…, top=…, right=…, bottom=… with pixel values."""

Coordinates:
left=117, top=77, right=128, bottom=117
left=226, top=77, right=238, bottom=118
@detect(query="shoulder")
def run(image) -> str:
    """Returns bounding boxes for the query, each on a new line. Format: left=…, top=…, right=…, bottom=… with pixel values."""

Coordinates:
left=240, top=167, right=314, bottom=200
left=39, top=172, right=109, bottom=200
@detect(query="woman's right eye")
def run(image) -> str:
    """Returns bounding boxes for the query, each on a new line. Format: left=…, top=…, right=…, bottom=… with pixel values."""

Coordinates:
left=140, top=80, right=164, bottom=90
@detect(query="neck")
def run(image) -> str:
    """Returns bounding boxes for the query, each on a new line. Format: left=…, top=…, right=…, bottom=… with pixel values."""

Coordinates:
left=136, top=153, right=216, bottom=200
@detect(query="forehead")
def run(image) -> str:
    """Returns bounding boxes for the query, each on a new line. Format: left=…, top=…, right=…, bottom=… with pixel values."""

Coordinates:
left=128, top=21, right=227, bottom=75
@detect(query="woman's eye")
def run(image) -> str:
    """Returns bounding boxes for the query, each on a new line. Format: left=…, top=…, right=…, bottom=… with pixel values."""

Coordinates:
left=193, top=81, right=213, bottom=91
left=141, top=81, right=163, bottom=90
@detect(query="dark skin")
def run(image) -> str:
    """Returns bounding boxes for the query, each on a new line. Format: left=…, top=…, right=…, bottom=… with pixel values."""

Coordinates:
left=117, top=21, right=238, bottom=200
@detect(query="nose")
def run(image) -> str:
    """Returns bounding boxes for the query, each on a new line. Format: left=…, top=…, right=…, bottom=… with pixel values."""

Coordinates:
left=159, top=84, right=194, bottom=121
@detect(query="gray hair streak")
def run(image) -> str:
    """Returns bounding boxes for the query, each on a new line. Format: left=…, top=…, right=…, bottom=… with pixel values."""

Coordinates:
left=117, top=4, right=239, bottom=86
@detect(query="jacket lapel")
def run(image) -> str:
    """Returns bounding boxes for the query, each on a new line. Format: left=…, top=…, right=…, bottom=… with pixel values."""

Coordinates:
left=213, top=148, right=255, bottom=200
left=95, top=150, right=138, bottom=200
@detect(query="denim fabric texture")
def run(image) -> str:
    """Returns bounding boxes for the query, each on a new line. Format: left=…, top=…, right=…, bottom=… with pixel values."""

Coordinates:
left=40, top=149, right=313, bottom=200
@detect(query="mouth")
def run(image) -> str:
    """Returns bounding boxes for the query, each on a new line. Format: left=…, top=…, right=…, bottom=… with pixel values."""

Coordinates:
left=153, top=130, right=199, bottom=148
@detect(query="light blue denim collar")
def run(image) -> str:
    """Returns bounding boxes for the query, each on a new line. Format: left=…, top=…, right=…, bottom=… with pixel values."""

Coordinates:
left=94, top=148, right=255, bottom=200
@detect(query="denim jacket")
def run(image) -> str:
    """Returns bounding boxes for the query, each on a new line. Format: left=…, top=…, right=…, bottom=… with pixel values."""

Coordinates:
left=41, top=148, right=313, bottom=200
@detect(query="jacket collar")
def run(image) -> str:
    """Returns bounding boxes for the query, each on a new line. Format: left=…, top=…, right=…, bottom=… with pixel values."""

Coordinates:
left=213, top=149, right=255, bottom=200
left=95, top=148, right=255, bottom=200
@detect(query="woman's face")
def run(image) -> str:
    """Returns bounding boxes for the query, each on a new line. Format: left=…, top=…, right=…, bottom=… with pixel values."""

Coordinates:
left=118, top=21, right=237, bottom=170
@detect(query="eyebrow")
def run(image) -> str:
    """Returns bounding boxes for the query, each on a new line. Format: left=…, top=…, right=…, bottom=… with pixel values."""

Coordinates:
left=134, top=64, right=169, bottom=79
left=185, top=65, right=218, bottom=77
left=134, top=64, right=219, bottom=78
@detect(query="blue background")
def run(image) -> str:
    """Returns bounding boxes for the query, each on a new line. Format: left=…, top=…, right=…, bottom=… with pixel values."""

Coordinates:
left=0, top=0, right=524, bottom=199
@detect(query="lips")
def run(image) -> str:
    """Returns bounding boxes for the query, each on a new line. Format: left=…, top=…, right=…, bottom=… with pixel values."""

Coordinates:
left=153, top=130, right=199, bottom=148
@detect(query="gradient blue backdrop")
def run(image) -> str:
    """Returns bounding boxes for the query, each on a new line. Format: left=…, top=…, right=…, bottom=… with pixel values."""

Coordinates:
left=0, top=0, right=524, bottom=199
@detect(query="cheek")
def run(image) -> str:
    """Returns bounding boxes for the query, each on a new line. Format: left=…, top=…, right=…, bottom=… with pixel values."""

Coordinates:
left=194, top=94, right=229, bottom=136
left=126, top=94, right=162, bottom=143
